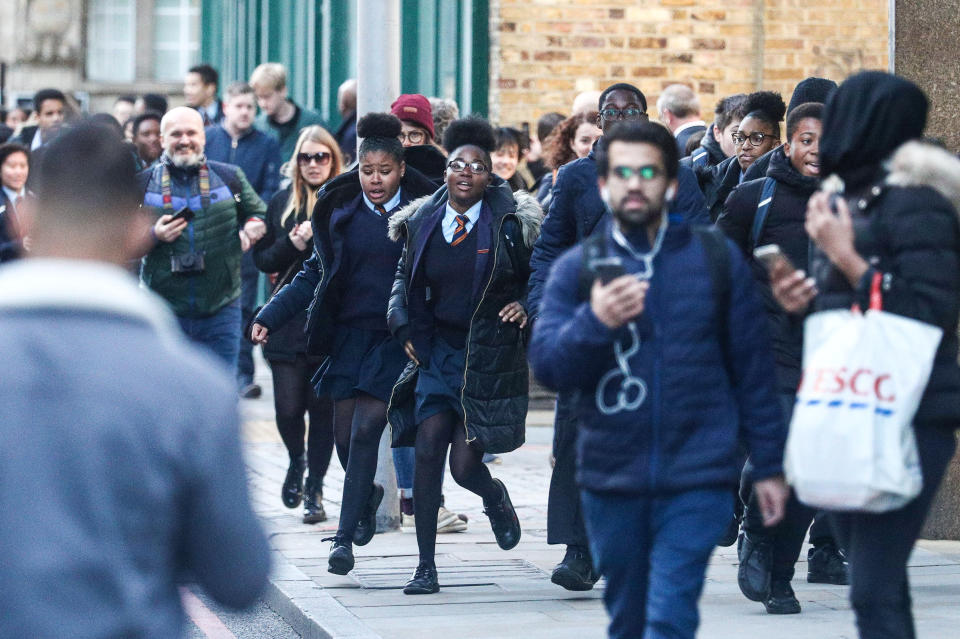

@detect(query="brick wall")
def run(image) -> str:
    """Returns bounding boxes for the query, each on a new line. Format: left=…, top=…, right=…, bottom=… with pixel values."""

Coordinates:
left=491, top=0, right=889, bottom=127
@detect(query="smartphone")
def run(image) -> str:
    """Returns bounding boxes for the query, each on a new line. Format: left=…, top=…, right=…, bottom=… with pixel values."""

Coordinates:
left=168, top=206, right=195, bottom=224
left=753, top=244, right=794, bottom=273
left=592, top=257, right=626, bottom=284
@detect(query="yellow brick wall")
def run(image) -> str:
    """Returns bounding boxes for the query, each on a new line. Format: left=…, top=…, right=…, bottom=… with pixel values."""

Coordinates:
left=490, top=0, right=889, bottom=126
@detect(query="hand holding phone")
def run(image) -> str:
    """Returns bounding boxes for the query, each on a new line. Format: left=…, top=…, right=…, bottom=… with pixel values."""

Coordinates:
left=167, top=206, right=195, bottom=224
left=753, top=244, right=794, bottom=274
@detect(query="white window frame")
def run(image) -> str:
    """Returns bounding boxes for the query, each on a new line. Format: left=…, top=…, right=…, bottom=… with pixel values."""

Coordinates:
left=153, top=0, right=201, bottom=82
left=85, top=0, right=136, bottom=83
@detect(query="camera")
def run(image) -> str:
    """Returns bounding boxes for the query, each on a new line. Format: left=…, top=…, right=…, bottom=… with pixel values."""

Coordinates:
left=170, top=251, right=206, bottom=274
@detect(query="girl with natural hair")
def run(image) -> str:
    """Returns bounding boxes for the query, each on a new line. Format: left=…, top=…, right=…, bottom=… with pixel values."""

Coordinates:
left=252, top=114, right=438, bottom=572
left=252, top=125, right=343, bottom=524
left=536, top=111, right=601, bottom=205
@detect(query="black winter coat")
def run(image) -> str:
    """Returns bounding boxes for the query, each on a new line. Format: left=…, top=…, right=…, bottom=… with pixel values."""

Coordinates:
left=252, top=187, right=313, bottom=361
left=385, top=178, right=543, bottom=453
left=697, top=154, right=743, bottom=222
left=812, top=142, right=960, bottom=428
left=680, top=121, right=726, bottom=171
left=717, top=146, right=818, bottom=392
left=403, top=145, right=448, bottom=187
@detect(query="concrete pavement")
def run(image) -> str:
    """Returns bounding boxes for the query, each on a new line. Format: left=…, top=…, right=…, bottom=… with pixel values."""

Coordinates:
left=240, top=365, right=960, bottom=639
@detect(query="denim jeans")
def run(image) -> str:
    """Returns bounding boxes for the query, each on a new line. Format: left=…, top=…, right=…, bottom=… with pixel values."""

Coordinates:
left=237, top=252, right=260, bottom=387
left=582, top=488, right=732, bottom=639
left=393, top=446, right=415, bottom=497
left=177, top=298, right=242, bottom=371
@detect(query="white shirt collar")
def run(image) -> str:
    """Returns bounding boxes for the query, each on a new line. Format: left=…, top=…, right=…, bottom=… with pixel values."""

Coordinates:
left=2, top=186, right=25, bottom=204
left=362, top=188, right=403, bottom=215
left=673, top=120, right=706, bottom=137
left=30, top=128, right=44, bottom=151
left=441, top=199, right=483, bottom=242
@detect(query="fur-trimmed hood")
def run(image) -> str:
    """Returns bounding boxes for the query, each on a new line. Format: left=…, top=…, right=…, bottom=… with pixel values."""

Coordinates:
left=885, top=141, right=960, bottom=216
left=388, top=183, right=543, bottom=247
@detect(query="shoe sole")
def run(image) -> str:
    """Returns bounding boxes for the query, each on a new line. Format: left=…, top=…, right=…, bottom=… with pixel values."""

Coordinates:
left=282, top=495, right=302, bottom=509
left=403, top=585, right=440, bottom=595
left=765, top=603, right=802, bottom=614
left=303, top=512, right=327, bottom=524
left=354, top=484, right=384, bottom=546
left=551, top=567, right=597, bottom=592
left=328, top=557, right=354, bottom=575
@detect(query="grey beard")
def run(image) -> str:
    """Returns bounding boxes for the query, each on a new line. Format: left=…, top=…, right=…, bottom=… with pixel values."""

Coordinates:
left=170, top=152, right=203, bottom=168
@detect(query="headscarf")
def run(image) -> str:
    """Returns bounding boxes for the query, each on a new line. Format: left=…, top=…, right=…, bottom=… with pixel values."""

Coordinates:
left=819, top=71, right=928, bottom=186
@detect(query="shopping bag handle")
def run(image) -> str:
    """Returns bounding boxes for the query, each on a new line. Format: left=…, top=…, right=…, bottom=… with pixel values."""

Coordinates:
left=852, top=271, right=883, bottom=313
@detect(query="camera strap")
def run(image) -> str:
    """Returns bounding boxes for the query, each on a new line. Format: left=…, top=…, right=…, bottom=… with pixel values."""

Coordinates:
left=160, top=161, right=211, bottom=213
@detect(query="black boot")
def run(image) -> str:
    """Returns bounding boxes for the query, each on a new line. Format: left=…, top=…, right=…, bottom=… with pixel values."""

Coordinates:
left=324, top=535, right=354, bottom=575
left=281, top=454, right=306, bottom=509
left=807, top=543, right=849, bottom=585
left=302, top=476, right=326, bottom=524
left=551, top=545, right=599, bottom=591
left=353, top=483, right=384, bottom=546
left=483, top=479, right=521, bottom=550
left=737, top=531, right=772, bottom=602
left=765, top=579, right=801, bottom=614
left=403, top=562, right=440, bottom=595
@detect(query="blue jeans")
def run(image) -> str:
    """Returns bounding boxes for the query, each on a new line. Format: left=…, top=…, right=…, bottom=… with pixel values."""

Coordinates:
left=237, top=252, right=260, bottom=387
left=393, top=446, right=415, bottom=497
left=177, top=298, right=242, bottom=371
left=581, top=488, right=732, bottom=639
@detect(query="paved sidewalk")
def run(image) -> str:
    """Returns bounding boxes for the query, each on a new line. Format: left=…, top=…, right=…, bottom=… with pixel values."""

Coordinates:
left=241, top=369, right=960, bottom=639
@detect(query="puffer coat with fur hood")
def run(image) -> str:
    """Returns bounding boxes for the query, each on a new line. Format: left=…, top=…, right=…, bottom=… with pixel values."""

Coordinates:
left=385, top=178, right=543, bottom=452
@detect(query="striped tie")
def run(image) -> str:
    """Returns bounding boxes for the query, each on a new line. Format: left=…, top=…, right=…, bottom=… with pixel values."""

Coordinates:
left=451, top=214, right=469, bottom=246
left=375, top=204, right=387, bottom=216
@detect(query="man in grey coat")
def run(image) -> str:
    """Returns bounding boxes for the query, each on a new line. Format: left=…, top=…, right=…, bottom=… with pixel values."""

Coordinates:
left=0, top=123, right=271, bottom=638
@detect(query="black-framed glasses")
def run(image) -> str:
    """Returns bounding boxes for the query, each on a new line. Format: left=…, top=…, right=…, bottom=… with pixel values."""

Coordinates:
left=447, top=159, right=488, bottom=174
left=731, top=132, right=779, bottom=147
left=297, top=151, right=332, bottom=166
left=600, top=107, right=647, bottom=121
left=398, top=130, right=426, bottom=144
left=612, top=165, right=662, bottom=181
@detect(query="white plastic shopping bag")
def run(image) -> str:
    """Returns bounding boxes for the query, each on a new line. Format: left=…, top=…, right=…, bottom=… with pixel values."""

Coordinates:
left=785, top=274, right=943, bottom=512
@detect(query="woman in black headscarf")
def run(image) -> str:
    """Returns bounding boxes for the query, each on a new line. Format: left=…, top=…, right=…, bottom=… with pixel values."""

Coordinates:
left=772, top=71, right=960, bottom=638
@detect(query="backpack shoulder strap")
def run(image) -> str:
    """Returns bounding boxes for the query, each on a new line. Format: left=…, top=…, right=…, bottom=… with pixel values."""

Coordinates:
left=577, top=231, right=608, bottom=302
left=690, top=148, right=709, bottom=168
left=693, top=226, right=735, bottom=381
left=749, top=177, right=777, bottom=251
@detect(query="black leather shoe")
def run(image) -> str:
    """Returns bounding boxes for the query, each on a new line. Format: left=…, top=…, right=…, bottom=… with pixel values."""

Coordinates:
left=302, top=476, right=326, bottom=524
left=765, top=579, right=801, bottom=614
left=717, top=514, right=740, bottom=547
left=324, top=535, right=354, bottom=575
left=353, top=483, right=384, bottom=546
left=551, top=545, right=599, bottom=591
left=239, top=383, right=262, bottom=399
left=403, top=562, right=440, bottom=595
left=738, top=531, right=772, bottom=602
left=807, top=543, right=849, bottom=585
left=281, top=454, right=306, bottom=509
left=483, top=479, right=521, bottom=550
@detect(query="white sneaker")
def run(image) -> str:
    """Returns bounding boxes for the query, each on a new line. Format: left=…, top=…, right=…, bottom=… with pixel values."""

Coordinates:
left=437, top=506, right=468, bottom=533
left=401, top=512, right=416, bottom=532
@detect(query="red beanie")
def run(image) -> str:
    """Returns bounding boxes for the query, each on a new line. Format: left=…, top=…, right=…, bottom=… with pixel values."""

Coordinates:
left=390, top=94, right=435, bottom=138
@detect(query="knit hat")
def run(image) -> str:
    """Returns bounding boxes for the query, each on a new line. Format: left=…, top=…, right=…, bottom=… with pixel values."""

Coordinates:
left=788, top=77, right=838, bottom=115
left=390, top=94, right=435, bottom=138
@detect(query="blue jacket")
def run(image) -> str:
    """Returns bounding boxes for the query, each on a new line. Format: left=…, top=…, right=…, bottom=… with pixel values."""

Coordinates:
left=526, top=142, right=709, bottom=318
left=529, top=218, right=786, bottom=494
left=204, top=125, right=282, bottom=202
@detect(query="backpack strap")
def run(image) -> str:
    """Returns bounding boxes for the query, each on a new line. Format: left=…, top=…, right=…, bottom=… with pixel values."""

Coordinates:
left=690, top=148, right=709, bottom=168
left=693, top=226, right=735, bottom=382
left=749, top=177, right=777, bottom=251
left=577, top=231, right=608, bottom=302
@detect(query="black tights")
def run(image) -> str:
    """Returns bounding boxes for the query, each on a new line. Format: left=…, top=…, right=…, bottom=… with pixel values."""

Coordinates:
left=335, top=393, right=389, bottom=538
left=270, top=356, right=335, bottom=481
left=414, top=410, right=501, bottom=565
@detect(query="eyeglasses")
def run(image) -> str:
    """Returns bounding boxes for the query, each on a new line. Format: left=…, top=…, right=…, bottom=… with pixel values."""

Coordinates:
left=600, top=107, right=647, bottom=121
left=611, top=165, right=663, bottom=181
left=398, top=130, right=426, bottom=145
left=731, top=132, right=779, bottom=147
left=297, top=152, right=332, bottom=166
left=447, top=159, right=488, bottom=174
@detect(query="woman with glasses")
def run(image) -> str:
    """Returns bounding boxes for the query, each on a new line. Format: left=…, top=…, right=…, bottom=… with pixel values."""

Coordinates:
left=391, top=94, right=447, bottom=186
left=251, top=126, right=343, bottom=523
left=386, top=117, right=543, bottom=594
left=252, top=114, right=437, bottom=565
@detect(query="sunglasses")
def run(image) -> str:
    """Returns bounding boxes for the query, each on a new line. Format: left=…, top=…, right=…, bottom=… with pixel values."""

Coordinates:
left=611, top=165, right=662, bottom=180
left=297, top=151, right=332, bottom=166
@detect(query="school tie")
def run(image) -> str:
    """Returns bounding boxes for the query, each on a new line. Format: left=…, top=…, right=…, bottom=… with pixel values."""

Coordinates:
left=451, top=214, right=469, bottom=246
left=375, top=204, right=387, bottom=216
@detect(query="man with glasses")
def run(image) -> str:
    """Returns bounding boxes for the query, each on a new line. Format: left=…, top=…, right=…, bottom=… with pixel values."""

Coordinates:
left=206, top=82, right=282, bottom=398
left=526, top=82, right=709, bottom=593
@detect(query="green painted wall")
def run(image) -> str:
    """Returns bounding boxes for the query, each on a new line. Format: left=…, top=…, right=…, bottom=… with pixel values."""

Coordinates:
left=201, top=0, right=488, bottom=128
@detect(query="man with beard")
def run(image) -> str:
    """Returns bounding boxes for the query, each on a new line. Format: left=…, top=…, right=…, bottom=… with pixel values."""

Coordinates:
left=139, top=107, right=267, bottom=367
left=529, top=121, right=788, bottom=639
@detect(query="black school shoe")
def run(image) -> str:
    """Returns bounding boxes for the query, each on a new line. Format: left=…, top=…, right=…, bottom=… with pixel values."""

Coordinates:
left=765, top=579, right=801, bottom=614
left=738, top=531, right=772, bottom=602
left=353, top=483, right=384, bottom=546
left=807, top=544, right=850, bottom=585
left=483, top=479, right=521, bottom=550
left=302, top=476, right=326, bottom=524
left=281, top=454, right=306, bottom=509
left=551, top=545, right=599, bottom=591
left=403, top=562, right=440, bottom=595
left=323, top=535, right=355, bottom=575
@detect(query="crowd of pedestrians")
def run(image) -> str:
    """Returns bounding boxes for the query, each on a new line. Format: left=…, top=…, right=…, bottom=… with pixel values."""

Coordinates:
left=2, top=57, right=960, bottom=639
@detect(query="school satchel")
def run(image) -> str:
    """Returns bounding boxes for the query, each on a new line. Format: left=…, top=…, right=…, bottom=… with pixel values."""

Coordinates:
left=784, top=273, right=942, bottom=512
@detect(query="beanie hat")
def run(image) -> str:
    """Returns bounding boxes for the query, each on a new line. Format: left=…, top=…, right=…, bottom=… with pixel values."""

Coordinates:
left=788, top=77, right=838, bottom=115
left=390, top=94, right=435, bottom=139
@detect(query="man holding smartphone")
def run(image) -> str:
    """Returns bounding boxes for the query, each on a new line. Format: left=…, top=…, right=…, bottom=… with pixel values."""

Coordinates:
left=139, top=107, right=267, bottom=369
left=530, top=121, right=788, bottom=639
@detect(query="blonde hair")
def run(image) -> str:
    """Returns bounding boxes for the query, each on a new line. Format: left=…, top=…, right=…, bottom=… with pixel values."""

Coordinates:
left=282, top=126, right=343, bottom=227
left=249, top=63, right=287, bottom=92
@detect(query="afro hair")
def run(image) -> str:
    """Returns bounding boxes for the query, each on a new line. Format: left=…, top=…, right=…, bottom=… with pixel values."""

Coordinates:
left=744, top=91, right=787, bottom=123
left=356, top=112, right=403, bottom=139
left=442, top=117, right=497, bottom=155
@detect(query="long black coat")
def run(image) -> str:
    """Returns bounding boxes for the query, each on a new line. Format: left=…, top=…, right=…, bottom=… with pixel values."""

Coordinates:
left=385, top=178, right=543, bottom=453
